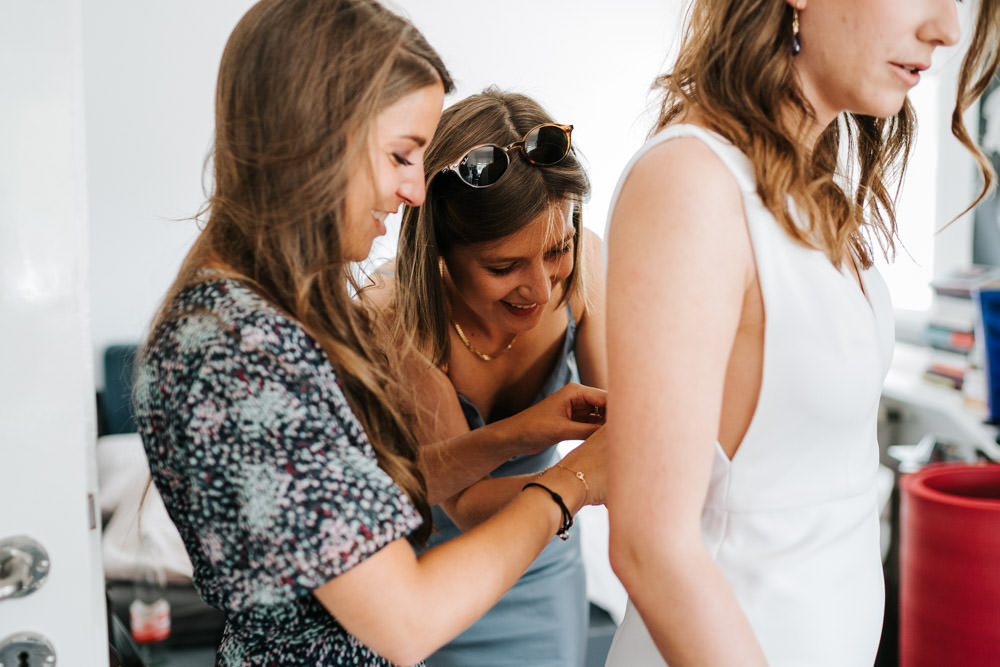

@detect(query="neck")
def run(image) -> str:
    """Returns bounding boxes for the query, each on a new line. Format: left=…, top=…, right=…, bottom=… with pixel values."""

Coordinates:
left=786, top=75, right=838, bottom=150
left=794, top=111, right=835, bottom=152
left=443, top=281, right=499, bottom=339
left=444, top=286, right=519, bottom=360
left=451, top=318, right=517, bottom=362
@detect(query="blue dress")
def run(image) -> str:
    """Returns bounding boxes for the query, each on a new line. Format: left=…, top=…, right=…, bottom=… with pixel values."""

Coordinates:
left=424, top=307, right=588, bottom=667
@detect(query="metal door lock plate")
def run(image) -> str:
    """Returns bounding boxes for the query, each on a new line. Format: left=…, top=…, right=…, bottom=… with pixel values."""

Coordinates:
left=0, top=633, right=57, bottom=667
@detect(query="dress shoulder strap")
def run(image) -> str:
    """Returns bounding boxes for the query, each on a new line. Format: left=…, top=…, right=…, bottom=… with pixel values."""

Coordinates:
left=615, top=125, right=757, bottom=202
left=603, top=124, right=762, bottom=265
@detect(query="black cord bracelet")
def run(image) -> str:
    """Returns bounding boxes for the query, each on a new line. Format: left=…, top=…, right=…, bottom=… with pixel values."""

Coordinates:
left=522, top=482, right=573, bottom=541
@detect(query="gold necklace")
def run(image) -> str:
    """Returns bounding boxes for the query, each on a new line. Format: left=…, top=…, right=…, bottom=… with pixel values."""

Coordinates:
left=452, top=320, right=517, bottom=361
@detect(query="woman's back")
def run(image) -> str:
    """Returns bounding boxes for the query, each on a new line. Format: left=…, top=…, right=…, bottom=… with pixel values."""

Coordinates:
left=605, top=125, right=895, bottom=666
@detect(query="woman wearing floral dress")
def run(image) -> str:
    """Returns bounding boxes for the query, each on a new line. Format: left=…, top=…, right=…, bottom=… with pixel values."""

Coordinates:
left=134, top=1, right=606, bottom=664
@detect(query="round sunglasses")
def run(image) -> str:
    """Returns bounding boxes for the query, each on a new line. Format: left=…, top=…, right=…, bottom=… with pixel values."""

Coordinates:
left=439, top=123, right=573, bottom=188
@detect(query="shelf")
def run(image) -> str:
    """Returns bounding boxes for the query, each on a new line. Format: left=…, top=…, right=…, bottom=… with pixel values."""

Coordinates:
left=883, top=342, right=1000, bottom=461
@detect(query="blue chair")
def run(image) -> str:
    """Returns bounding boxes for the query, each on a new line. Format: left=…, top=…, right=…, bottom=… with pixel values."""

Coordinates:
left=102, top=344, right=138, bottom=435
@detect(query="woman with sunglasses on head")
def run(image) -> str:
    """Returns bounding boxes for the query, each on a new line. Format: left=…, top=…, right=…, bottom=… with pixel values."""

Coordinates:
left=604, top=0, right=1000, bottom=665
left=132, top=2, right=607, bottom=664
left=366, top=88, right=606, bottom=667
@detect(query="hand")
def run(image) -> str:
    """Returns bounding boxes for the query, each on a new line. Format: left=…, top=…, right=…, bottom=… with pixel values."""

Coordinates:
left=506, top=382, right=606, bottom=455
left=552, top=425, right=607, bottom=507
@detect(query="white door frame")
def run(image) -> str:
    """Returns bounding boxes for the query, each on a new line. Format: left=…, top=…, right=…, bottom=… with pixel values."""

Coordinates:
left=0, top=0, right=108, bottom=663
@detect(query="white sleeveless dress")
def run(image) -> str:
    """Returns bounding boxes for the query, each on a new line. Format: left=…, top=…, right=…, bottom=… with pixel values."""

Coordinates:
left=604, top=125, right=894, bottom=666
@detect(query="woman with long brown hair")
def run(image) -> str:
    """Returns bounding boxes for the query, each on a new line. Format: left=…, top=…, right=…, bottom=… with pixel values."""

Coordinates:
left=604, top=0, right=999, bottom=664
left=133, top=1, right=605, bottom=664
left=368, top=88, right=606, bottom=666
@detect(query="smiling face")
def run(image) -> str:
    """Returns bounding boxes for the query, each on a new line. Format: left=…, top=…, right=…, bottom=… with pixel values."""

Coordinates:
left=342, top=83, right=445, bottom=262
left=791, top=0, right=960, bottom=129
left=443, top=201, right=576, bottom=333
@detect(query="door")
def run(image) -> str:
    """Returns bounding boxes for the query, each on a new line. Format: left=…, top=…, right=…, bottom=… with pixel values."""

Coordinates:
left=0, top=0, right=108, bottom=663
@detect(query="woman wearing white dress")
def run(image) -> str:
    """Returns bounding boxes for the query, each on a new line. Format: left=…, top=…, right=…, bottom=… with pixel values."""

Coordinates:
left=604, top=0, right=999, bottom=664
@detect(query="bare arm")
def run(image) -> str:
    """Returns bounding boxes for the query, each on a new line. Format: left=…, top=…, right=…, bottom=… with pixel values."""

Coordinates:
left=313, top=462, right=601, bottom=666
left=606, top=137, right=766, bottom=665
left=417, top=369, right=605, bottom=509
left=573, top=228, right=608, bottom=389
left=440, top=424, right=606, bottom=530
left=408, top=360, right=523, bottom=504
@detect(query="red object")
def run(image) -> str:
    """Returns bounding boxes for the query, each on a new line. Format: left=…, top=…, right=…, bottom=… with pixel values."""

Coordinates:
left=900, top=463, right=1000, bottom=666
left=951, top=331, right=975, bottom=351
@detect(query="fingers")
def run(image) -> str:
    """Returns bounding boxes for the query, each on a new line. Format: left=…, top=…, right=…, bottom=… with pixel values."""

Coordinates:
left=561, top=382, right=608, bottom=405
left=569, top=398, right=606, bottom=424
left=563, top=384, right=606, bottom=420
left=569, top=409, right=604, bottom=425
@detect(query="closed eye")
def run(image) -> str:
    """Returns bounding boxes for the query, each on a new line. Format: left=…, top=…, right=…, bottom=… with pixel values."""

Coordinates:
left=545, top=241, right=573, bottom=260
left=486, top=264, right=516, bottom=275
left=392, top=153, right=413, bottom=166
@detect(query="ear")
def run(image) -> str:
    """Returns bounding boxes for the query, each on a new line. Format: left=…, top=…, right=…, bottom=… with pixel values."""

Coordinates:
left=784, top=0, right=806, bottom=9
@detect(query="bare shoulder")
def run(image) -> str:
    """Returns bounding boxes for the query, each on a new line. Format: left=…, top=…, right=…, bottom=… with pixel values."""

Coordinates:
left=610, top=135, right=748, bottom=259
left=580, top=227, right=603, bottom=258
left=617, top=135, right=743, bottom=223
left=570, top=229, right=604, bottom=324
left=608, top=133, right=753, bottom=288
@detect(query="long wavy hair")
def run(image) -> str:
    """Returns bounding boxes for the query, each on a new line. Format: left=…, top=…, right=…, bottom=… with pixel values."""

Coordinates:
left=145, top=0, right=453, bottom=544
left=656, top=0, right=998, bottom=268
left=953, top=0, right=1000, bottom=216
left=392, top=89, right=591, bottom=367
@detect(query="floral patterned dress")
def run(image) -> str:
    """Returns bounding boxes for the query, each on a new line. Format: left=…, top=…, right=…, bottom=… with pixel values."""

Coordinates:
left=134, top=278, right=422, bottom=665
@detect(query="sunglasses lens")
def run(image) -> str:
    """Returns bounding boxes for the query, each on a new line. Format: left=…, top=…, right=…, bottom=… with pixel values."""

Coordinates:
left=458, top=146, right=508, bottom=187
left=524, top=125, right=569, bottom=165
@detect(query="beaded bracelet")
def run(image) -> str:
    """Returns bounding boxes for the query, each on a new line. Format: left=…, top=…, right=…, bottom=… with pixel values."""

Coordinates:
left=522, top=482, right=573, bottom=540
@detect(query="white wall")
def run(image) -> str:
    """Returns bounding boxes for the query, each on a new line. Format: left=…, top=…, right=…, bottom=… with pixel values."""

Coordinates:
left=370, top=1, right=686, bottom=263
left=84, top=0, right=256, bottom=386
left=83, top=1, right=685, bottom=386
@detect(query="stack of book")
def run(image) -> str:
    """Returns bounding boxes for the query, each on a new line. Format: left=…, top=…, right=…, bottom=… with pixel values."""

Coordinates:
left=922, top=266, right=1000, bottom=390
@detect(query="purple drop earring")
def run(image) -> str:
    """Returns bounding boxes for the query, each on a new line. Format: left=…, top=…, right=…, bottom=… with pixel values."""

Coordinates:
left=791, top=8, right=801, bottom=56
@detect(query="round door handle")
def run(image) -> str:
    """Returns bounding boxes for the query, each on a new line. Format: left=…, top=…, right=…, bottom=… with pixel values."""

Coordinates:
left=0, top=548, right=31, bottom=598
left=0, top=537, right=49, bottom=601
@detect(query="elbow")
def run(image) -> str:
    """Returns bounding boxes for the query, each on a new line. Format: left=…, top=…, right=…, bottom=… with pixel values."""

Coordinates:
left=439, top=495, right=481, bottom=533
left=378, top=645, right=429, bottom=667
left=608, top=514, right=700, bottom=596
left=368, top=628, right=439, bottom=667
left=608, top=525, right=646, bottom=594
left=355, top=605, right=459, bottom=666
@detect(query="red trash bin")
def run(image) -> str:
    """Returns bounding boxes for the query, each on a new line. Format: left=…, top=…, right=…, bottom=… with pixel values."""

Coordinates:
left=900, top=463, right=1000, bottom=666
